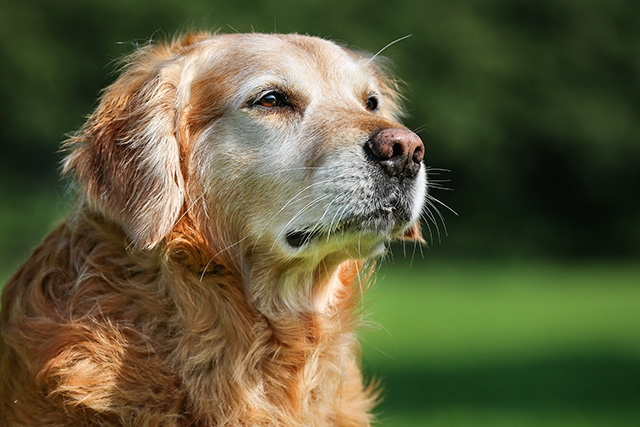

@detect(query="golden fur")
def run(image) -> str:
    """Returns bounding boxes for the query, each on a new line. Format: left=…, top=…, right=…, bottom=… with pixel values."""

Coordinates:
left=0, top=32, right=425, bottom=426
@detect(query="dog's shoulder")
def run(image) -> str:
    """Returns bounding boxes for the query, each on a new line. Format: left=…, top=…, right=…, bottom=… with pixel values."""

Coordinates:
left=1, top=216, right=189, bottom=425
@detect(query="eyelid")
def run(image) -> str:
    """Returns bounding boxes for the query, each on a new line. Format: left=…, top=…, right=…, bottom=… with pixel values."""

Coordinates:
left=258, top=93, right=280, bottom=107
left=250, top=88, right=290, bottom=108
left=366, top=93, right=380, bottom=111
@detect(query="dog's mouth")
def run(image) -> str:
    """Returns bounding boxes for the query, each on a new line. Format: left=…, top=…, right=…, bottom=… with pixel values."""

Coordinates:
left=285, top=230, right=321, bottom=248
left=284, top=207, right=408, bottom=249
left=285, top=221, right=354, bottom=248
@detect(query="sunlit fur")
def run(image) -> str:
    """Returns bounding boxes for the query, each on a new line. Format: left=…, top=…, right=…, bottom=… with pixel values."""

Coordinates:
left=0, top=32, right=425, bottom=426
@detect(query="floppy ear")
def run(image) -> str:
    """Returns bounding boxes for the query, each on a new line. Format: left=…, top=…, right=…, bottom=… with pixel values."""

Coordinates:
left=402, top=221, right=425, bottom=243
left=63, top=47, right=185, bottom=249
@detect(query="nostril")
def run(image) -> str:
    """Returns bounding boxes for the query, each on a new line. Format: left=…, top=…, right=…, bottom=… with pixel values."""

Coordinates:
left=392, top=142, right=407, bottom=159
left=412, top=144, right=424, bottom=164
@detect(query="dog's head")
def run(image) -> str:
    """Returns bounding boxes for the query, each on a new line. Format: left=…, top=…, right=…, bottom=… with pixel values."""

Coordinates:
left=64, top=33, right=426, bottom=265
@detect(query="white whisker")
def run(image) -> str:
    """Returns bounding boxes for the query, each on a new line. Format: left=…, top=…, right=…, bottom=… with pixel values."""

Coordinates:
left=327, top=203, right=351, bottom=242
left=252, top=177, right=344, bottom=241
left=412, top=124, right=428, bottom=134
left=199, top=234, right=253, bottom=282
left=366, top=34, right=412, bottom=66
left=175, top=194, right=204, bottom=225
left=421, top=204, right=440, bottom=244
left=270, top=194, right=333, bottom=250
left=251, top=166, right=323, bottom=178
left=427, top=193, right=458, bottom=216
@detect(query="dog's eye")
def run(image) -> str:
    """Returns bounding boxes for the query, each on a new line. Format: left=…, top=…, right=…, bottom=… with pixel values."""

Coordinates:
left=366, top=96, right=379, bottom=111
left=256, top=91, right=288, bottom=108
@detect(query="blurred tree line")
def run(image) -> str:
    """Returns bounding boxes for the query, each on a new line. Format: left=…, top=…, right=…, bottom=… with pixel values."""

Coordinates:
left=1, top=0, right=638, bottom=263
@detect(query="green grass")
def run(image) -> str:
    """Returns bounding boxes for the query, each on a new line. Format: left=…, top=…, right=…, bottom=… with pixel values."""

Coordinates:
left=360, top=261, right=640, bottom=426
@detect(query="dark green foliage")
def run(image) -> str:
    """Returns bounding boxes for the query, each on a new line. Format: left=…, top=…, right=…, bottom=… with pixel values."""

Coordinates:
left=1, top=0, right=639, bottom=264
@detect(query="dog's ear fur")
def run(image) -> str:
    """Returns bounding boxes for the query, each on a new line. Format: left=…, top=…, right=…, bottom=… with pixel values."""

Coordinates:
left=63, top=41, right=195, bottom=249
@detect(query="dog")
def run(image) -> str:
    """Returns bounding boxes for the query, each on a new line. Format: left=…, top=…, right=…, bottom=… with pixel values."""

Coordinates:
left=0, top=32, right=426, bottom=426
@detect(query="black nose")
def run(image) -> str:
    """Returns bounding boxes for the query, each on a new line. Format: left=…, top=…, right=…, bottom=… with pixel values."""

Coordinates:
left=366, top=128, right=424, bottom=178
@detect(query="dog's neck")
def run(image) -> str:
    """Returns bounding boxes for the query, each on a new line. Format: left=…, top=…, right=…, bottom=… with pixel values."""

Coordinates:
left=246, top=253, right=364, bottom=312
left=160, top=233, right=370, bottom=423
left=165, top=210, right=367, bottom=320
left=166, top=242, right=367, bottom=341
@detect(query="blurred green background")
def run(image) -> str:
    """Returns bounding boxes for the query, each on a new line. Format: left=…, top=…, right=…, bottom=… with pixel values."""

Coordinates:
left=0, top=0, right=638, bottom=425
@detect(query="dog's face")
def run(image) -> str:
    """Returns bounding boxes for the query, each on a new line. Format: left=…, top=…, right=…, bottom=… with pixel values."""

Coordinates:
left=187, top=34, right=426, bottom=261
left=65, top=33, right=426, bottom=265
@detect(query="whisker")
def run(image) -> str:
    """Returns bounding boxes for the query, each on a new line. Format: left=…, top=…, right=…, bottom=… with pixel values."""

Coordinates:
left=175, top=194, right=204, bottom=225
left=412, top=124, right=428, bottom=134
left=366, top=34, right=412, bottom=65
left=427, top=180, right=452, bottom=188
left=427, top=193, right=458, bottom=216
left=251, top=166, right=323, bottom=178
left=400, top=236, right=407, bottom=258
left=421, top=203, right=440, bottom=243
left=249, top=170, right=355, bottom=252
left=425, top=167, right=452, bottom=173
left=256, top=177, right=342, bottom=236
left=199, top=234, right=253, bottom=282
left=417, top=236, right=425, bottom=259
left=354, top=257, right=366, bottom=320
left=271, top=194, right=333, bottom=250
left=410, top=236, right=419, bottom=266
left=250, top=192, right=320, bottom=253
left=305, top=196, right=341, bottom=242
left=327, top=203, right=351, bottom=242
left=427, top=200, right=447, bottom=241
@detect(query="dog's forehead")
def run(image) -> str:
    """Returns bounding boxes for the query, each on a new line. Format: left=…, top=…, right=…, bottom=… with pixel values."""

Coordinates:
left=196, top=34, right=377, bottom=93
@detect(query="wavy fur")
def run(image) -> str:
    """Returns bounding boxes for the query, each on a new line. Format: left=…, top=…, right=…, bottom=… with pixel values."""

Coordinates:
left=0, top=32, right=424, bottom=426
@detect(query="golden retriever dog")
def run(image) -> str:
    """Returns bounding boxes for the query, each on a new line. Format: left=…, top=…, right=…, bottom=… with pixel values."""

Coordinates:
left=0, top=32, right=426, bottom=426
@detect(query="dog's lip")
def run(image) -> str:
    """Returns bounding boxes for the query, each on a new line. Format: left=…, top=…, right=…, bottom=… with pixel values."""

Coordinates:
left=285, top=225, right=349, bottom=248
left=284, top=206, right=405, bottom=249
left=285, top=229, right=321, bottom=248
